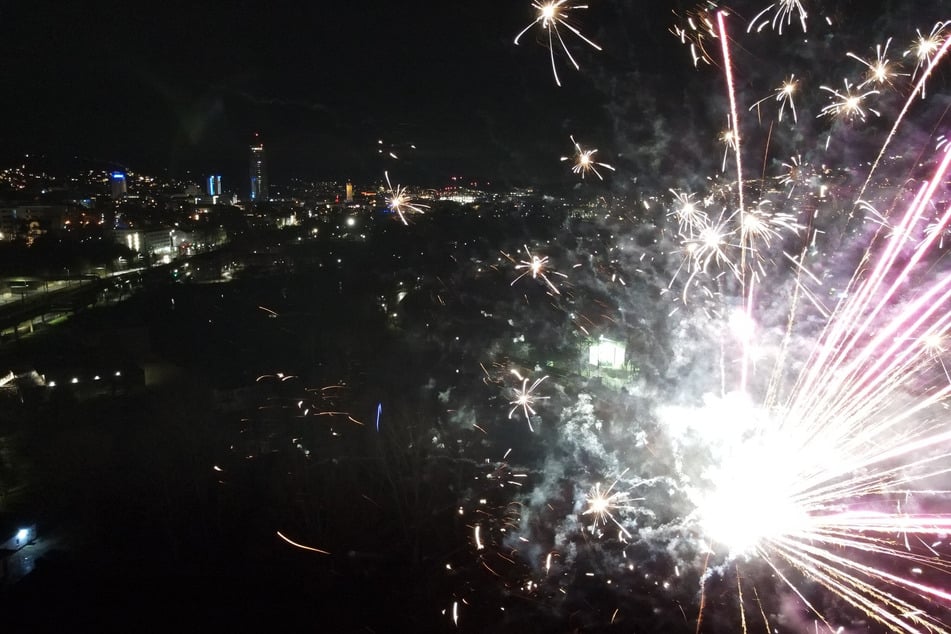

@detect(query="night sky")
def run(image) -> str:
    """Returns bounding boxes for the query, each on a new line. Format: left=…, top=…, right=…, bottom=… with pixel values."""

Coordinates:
left=0, top=0, right=940, bottom=188
left=1, top=1, right=681, bottom=186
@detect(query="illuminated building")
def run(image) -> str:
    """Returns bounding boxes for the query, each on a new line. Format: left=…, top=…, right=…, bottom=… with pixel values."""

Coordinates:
left=110, top=172, right=127, bottom=198
left=114, top=227, right=190, bottom=262
left=346, top=181, right=354, bottom=203
left=588, top=336, right=626, bottom=370
left=249, top=138, right=268, bottom=202
left=207, top=174, right=222, bottom=196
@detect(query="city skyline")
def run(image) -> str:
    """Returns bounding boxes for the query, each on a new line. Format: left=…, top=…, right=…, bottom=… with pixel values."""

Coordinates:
left=1, top=1, right=924, bottom=189
left=0, top=2, right=687, bottom=186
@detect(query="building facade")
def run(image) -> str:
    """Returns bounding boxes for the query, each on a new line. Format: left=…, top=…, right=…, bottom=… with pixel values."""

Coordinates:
left=249, top=141, right=268, bottom=202
left=110, top=172, right=127, bottom=198
left=207, top=174, right=222, bottom=197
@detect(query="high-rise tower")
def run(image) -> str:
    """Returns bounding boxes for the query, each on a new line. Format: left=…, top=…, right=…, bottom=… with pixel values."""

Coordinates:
left=207, top=174, right=222, bottom=197
left=110, top=171, right=127, bottom=198
left=249, top=136, right=268, bottom=202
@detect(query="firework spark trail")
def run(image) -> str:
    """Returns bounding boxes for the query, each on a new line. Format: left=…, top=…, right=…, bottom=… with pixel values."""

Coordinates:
left=767, top=541, right=935, bottom=634
left=658, top=13, right=951, bottom=630
left=717, top=12, right=744, bottom=217
left=276, top=531, right=330, bottom=555
left=688, top=149, right=951, bottom=631
left=789, top=149, right=951, bottom=429
left=767, top=526, right=951, bottom=633
left=453, top=5, right=951, bottom=632
left=856, top=32, right=951, bottom=206
left=747, top=0, right=807, bottom=35
left=681, top=212, right=741, bottom=277
left=514, top=1, right=602, bottom=87
left=670, top=4, right=723, bottom=68
left=803, top=270, right=951, bottom=437
left=784, top=256, right=951, bottom=485
left=790, top=178, right=939, bottom=406
left=716, top=11, right=754, bottom=393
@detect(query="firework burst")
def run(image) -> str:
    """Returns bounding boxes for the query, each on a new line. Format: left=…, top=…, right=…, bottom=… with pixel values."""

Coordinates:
left=561, top=134, right=615, bottom=180
left=439, top=4, right=951, bottom=633
left=509, top=244, right=568, bottom=295
left=668, top=189, right=708, bottom=234
left=581, top=469, right=642, bottom=538
left=383, top=171, right=429, bottom=225
left=749, top=74, right=800, bottom=123
left=905, top=21, right=950, bottom=97
left=777, top=154, right=812, bottom=198
left=507, top=369, right=550, bottom=432
left=818, top=79, right=881, bottom=122
left=490, top=1, right=951, bottom=630
left=514, top=0, right=602, bottom=87
left=847, top=38, right=908, bottom=91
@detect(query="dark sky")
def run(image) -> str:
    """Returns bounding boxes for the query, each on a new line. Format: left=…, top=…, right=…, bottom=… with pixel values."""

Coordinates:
left=1, top=0, right=944, bottom=188
left=0, top=1, right=681, bottom=187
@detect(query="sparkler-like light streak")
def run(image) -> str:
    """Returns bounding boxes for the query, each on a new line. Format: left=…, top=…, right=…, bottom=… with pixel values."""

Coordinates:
left=925, top=211, right=951, bottom=250
left=383, top=171, right=429, bottom=225
left=509, top=244, right=567, bottom=295
left=717, top=10, right=757, bottom=392
left=514, top=1, right=602, bottom=87
left=717, top=13, right=745, bottom=222
left=747, top=0, right=807, bottom=35
left=748, top=74, right=799, bottom=123
left=561, top=135, right=615, bottom=180
left=923, top=333, right=951, bottom=385
left=507, top=369, right=549, bottom=432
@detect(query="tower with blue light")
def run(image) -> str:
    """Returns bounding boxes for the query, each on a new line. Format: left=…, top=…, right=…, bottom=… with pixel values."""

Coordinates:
left=207, top=174, right=222, bottom=197
left=249, top=135, right=268, bottom=202
left=110, top=172, right=127, bottom=198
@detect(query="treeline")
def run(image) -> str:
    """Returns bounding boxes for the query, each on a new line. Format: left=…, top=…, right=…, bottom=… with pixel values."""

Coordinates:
left=0, top=232, right=136, bottom=277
